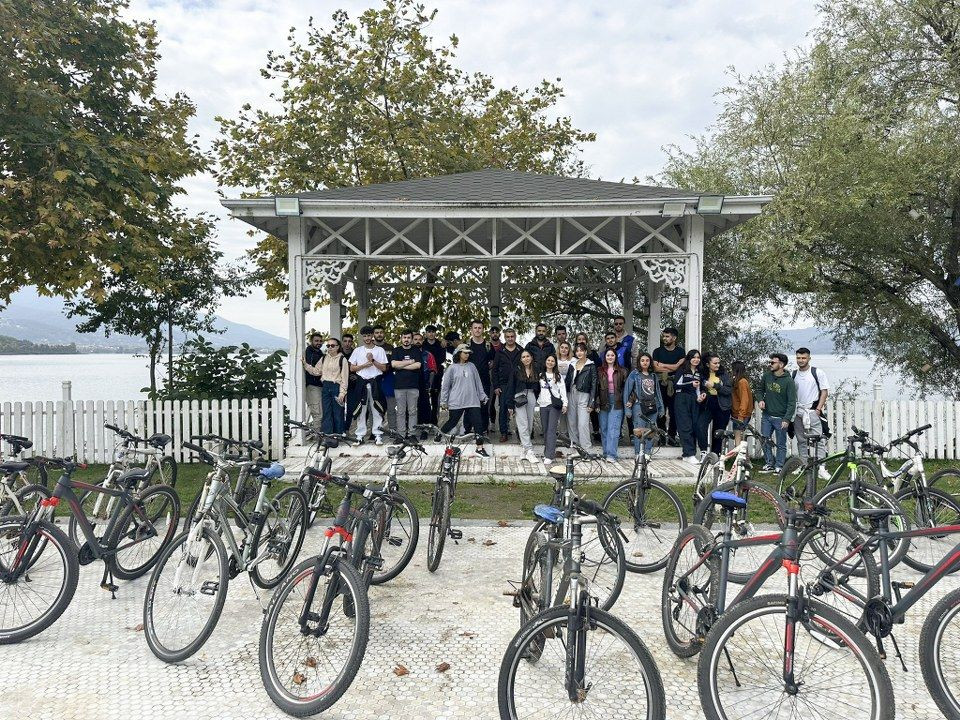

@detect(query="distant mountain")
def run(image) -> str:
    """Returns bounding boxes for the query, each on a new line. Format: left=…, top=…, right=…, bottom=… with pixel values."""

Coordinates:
left=0, top=289, right=287, bottom=352
left=779, top=327, right=867, bottom=355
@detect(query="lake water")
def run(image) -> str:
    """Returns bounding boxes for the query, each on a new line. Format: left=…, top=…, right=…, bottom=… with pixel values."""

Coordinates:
left=0, top=352, right=920, bottom=402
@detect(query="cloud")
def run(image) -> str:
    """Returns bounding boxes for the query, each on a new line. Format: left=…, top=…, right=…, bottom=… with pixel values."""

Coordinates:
left=127, top=0, right=819, bottom=336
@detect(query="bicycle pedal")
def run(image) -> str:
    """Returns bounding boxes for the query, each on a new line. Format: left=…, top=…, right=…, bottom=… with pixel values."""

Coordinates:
left=892, top=581, right=915, bottom=589
left=366, top=557, right=384, bottom=570
left=200, top=581, right=219, bottom=596
left=448, top=529, right=463, bottom=540
left=387, top=537, right=403, bottom=547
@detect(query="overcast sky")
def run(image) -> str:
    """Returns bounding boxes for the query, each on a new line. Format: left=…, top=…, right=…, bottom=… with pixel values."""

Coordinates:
left=127, top=0, right=820, bottom=338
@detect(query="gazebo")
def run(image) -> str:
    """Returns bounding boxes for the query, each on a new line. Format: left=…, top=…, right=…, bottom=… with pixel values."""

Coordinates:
left=222, top=169, right=771, bottom=427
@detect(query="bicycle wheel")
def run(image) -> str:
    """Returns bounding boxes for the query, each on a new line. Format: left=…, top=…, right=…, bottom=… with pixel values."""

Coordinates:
left=896, top=486, right=960, bottom=573
left=777, top=455, right=805, bottom=501
left=578, top=515, right=626, bottom=610
left=797, top=519, right=878, bottom=624
left=694, top=452, right=722, bottom=505
left=250, top=486, right=309, bottom=589
left=920, top=585, right=960, bottom=720
left=299, top=473, right=327, bottom=529
left=111, top=484, right=180, bottom=581
left=0, top=517, right=79, bottom=644
left=143, top=525, right=229, bottom=663
left=11, top=462, right=48, bottom=492
left=0, top=483, right=51, bottom=518
left=148, top=456, right=178, bottom=488
left=518, top=529, right=555, bottom=663
left=694, top=479, right=786, bottom=584
left=930, top=467, right=960, bottom=499
left=259, top=558, right=369, bottom=717
left=661, top=524, right=717, bottom=658
left=370, top=490, right=418, bottom=584
left=698, top=594, right=894, bottom=720
left=602, top=478, right=687, bottom=573
left=813, top=481, right=911, bottom=568
left=68, top=486, right=117, bottom=546
left=498, top=605, right=666, bottom=720
left=426, top=482, right=450, bottom=573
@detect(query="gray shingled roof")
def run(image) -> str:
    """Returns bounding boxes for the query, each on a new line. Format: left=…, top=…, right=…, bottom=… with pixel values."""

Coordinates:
left=291, top=169, right=701, bottom=204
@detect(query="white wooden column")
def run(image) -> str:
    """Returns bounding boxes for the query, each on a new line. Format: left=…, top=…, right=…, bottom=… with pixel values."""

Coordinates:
left=489, top=261, right=502, bottom=327
left=355, top=261, right=369, bottom=328
left=684, top=215, right=704, bottom=351
left=622, top=261, right=637, bottom=335
left=646, top=279, right=663, bottom=351
left=287, top=217, right=306, bottom=428
left=327, top=282, right=344, bottom=336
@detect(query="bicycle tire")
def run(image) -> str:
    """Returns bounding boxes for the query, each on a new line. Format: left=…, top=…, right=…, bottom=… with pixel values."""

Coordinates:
left=259, top=558, right=369, bottom=717
left=298, top=473, right=323, bottom=529
left=602, top=477, right=687, bottom=573
left=0, top=517, right=79, bottom=644
left=498, top=605, right=666, bottom=720
left=694, top=452, right=721, bottom=505
left=12, top=462, right=48, bottom=492
left=250, top=486, right=309, bottom=589
left=813, top=480, right=911, bottom=568
left=111, top=484, right=180, bottom=581
left=148, top=455, right=178, bottom=488
left=0, top=483, right=50, bottom=518
left=661, top=524, right=717, bottom=658
left=370, top=490, right=419, bottom=584
left=426, top=482, right=451, bottom=573
left=896, top=486, right=960, bottom=574
left=919, top=584, right=960, bottom=720
left=930, top=467, right=960, bottom=499
left=777, top=455, right=805, bottom=501
left=698, top=594, right=894, bottom=720
left=68, top=485, right=117, bottom=547
left=143, top=525, right=229, bottom=663
left=693, top=479, right=786, bottom=584
left=518, top=529, right=553, bottom=663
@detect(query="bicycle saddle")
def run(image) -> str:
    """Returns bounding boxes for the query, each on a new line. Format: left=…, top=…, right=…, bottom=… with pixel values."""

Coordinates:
left=0, top=461, right=30, bottom=473
left=534, top=504, right=563, bottom=524
left=116, top=468, right=150, bottom=488
left=710, top=490, right=747, bottom=509
left=259, top=462, right=286, bottom=480
left=147, top=433, right=172, bottom=449
left=849, top=506, right=895, bottom=519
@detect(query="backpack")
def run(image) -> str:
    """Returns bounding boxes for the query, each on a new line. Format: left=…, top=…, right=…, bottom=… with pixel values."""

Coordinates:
left=791, top=366, right=831, bottom=438
left=638, top=375, right=658, bottom=415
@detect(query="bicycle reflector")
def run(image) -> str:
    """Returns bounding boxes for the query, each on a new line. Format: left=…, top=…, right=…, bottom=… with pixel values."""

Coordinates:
left=444, top=447, right=455, bottom=457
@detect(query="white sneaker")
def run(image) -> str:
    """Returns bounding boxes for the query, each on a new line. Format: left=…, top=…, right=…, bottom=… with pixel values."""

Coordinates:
left=683, top=455, right=700, bottom=466
left=818, top=466, right=831, bottom=481
left=375, top=436, right=383, bottom=446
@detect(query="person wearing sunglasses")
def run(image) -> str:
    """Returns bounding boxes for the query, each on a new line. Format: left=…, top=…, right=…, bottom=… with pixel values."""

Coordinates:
left=303, top=336, right=350, bottom=434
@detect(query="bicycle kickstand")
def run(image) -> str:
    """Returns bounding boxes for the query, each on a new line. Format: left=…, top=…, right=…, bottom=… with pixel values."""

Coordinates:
left=99, top=565, right=119, bottom=600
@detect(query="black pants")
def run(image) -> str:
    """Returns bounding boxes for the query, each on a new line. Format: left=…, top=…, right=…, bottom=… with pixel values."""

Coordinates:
left=658, top=389, right=678, bottom=438
left=417, top=384, right=433, bottom=424
left=442, top=406, right=484, bottom=442
left=478, top=379, right=491, bottom=432
left=700, top=395, right=732, bottom=454
left=429, top=374, right=442, bottom=424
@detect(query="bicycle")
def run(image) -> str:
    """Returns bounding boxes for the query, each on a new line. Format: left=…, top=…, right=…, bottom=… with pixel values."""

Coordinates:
left=778, top=426, right=912, bottom=568
left=414, top=423, right=473, bottom=572
left=693, top=424, right=775, bottom=507
left=512, top=438, right=626, bottom=632
left=0, top=456, right=179, bottom=644
left=67, top=423, right=177, bottom=546
left=690, top=429, right=788, bottom=583
left=853, top=422, right=960, bottom=572
left=0, top=434, right=49, bottom=491
left=258, top=470, right=395, bottom=716
left=288, top=419, right=352, bottom=527
left=662, top=492, right=877, bottom=658
left=181, top=433, right=269, bottom=529
left=600, top=426, right=687, bottom=572
left=291, top=420, right=420, bottom=585
left=143, top=440, right=307, bottom=663
left=695, top=504, right=895, bottom=720
left=498, top=498, right=666, bottom=719
left=0, top=457, right=51, bottom=517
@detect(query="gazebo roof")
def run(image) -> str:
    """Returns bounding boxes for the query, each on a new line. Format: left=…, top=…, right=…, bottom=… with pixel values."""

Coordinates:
left=291, top=169, right=701, bottom=204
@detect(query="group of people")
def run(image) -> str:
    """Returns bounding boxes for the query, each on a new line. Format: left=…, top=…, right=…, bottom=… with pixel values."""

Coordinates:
left=301, top=319, right=831, bottom=470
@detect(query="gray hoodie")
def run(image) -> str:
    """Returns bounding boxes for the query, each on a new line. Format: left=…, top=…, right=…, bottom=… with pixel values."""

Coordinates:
left=439, top=361, right=488, bottom=410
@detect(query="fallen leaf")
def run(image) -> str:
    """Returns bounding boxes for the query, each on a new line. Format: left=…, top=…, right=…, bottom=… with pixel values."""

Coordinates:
left=460, top=631, right=477, bottom=638
left=483, top=539, right=496, bottom=546
left=305, top=656, right=318, bottom=668
left=292, top=672, right=306, bottom=685
left=467, top=537, right=476, bottom=543
left=436, top=662, right=451, bottom=673
left=393, top=665, right=409, bottom=677
left=133, top=623, right=144, bottom=632
left=497, top=520, right=510, bottom=527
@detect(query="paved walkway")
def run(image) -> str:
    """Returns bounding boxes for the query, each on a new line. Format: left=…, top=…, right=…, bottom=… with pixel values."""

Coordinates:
left=1, top=522, right=952, bottom=719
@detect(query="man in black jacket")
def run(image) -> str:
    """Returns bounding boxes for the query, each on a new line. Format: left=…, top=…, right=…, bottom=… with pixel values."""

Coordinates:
left=467, top=320, right=494, bottom=435
left=525, top=323, right=556, bottom=371
left=422, top=325, right=446, bottom=423
left=492, top=328, right=523, bottom=442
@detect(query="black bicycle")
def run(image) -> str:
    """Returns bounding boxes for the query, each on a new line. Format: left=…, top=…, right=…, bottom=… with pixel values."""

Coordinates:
left=415, top=423, right=472, bottom=572
left=0, top=456, right=179, bottom=644
left=258, top=470, right=392, bottom=716
left=498, top=498, right=665, bottom=719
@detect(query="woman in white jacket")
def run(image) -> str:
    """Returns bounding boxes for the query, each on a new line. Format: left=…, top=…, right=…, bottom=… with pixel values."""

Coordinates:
left=537, top=354, right=568, bottom=464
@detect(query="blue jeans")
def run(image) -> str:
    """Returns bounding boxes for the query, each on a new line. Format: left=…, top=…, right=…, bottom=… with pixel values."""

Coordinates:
left=321, top=381, right=346, bottom=434
left=761, top=412, right=788, bottom=468
left=629, top=405, right=659, bottom=455
left=599, top=392, right=624, bottom=459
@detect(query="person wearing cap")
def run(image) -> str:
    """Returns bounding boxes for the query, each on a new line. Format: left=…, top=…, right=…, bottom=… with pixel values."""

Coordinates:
left=439, top=344, right=489, bottom=457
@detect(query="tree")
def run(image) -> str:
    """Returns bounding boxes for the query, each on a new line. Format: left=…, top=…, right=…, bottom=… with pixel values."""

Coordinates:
left=156, top=337, right=286, bottom=401
left=66, top=214, right=246, bottom=394
left=214, top=0, right=595, bottom=307
left=659, top=0, right=960, bottom=394
left=0, top=0, right=207, bottom=303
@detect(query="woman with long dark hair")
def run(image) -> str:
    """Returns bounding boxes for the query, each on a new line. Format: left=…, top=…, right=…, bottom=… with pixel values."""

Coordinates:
left=537, top=354, right=568, bottom=464
left=624, top=351, right=663, bottom=456
left=673, top=349, right=704, bottom=464
left=597, top=348, right=628, bottom=462
left=699, top=352, right=733, bottom=454
left=730, top=360, right=754, bottom=445
left=568, top=343, right=597, bottom=451
left=507, top=350, right=540, bottom=462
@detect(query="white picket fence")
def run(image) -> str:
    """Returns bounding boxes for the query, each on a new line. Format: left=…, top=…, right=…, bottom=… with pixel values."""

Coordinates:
left=0, top=381, right=285, bottom=463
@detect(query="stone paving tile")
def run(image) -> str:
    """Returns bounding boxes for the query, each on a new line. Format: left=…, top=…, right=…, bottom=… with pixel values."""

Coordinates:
left=0, top=521, right=955, bottom=719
